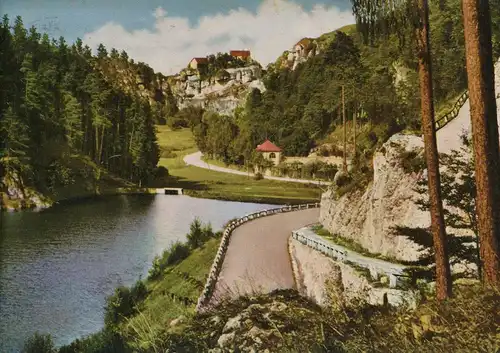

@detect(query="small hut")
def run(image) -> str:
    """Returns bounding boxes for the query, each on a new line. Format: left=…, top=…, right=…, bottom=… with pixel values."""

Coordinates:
left=256, top=140, right=282, bottom=166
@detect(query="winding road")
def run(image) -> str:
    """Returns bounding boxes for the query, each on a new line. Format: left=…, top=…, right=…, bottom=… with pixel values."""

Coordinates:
left=207, top=208, right=319, bottom=307
left=183, top=151, right=329, bottom=185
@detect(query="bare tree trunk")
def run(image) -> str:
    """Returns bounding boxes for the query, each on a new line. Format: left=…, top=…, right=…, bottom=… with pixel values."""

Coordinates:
left=417, top=0, right=452, bottom=299
left=99, top=126, right=105, bottom=165
left=353, top=101, right=357, bottom=159
left=462, top=0, right=500, bottom=286
left=95, top=125, right=99, bottom=163
left=342, top=85, right=347, bottom=173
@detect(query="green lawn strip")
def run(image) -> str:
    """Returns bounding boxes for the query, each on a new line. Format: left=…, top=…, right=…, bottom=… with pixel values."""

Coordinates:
left=155, top=126, right=322, bottom=204
left=201, top=156, right=247, bottom=172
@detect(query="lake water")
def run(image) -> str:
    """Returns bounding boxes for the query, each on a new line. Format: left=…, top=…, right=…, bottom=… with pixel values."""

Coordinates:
left=0, top=194, right=275, bottom=352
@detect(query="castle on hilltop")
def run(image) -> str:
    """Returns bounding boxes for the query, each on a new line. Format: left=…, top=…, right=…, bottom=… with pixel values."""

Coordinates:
left=188, top=50, right=252, bottom=71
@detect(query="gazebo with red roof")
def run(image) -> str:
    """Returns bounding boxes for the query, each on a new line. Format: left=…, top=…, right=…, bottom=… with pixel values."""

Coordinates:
left=256, top=140, right=282, bottom=166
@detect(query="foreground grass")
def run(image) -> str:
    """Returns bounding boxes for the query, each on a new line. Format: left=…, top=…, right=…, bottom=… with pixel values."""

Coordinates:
left=122, top=237, right=219, bottom=347
left=130, top=282, right=500, bottom=353
left=156, top=125, right=321, bottom=204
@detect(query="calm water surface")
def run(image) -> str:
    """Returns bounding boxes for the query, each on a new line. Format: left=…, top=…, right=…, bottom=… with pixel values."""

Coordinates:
left=0, top=194, right=275, bottom=352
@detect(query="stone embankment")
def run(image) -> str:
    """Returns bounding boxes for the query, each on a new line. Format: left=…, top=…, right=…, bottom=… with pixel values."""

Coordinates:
left=196, top=203, right=320, bottom=313
left=289, top=226, right=419, bottom=308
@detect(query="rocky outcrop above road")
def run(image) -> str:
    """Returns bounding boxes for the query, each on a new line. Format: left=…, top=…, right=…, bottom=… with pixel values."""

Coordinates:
left=320, top=134, right=427, bottom=262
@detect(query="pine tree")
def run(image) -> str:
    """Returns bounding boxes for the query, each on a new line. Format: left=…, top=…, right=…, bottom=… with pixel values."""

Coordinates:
left=461, top=0, right=500, bottom=286
left=350, top=0, right=452, bottom=299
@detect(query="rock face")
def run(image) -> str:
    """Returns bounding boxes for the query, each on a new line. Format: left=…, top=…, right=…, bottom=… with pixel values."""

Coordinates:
left=169, top=65, right=265, bottom=115
left=320, top=134, right=427, bottom=262
left=1, top=171, right=52, bottom=211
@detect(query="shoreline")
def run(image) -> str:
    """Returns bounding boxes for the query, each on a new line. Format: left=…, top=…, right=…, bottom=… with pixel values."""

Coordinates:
left=1, top=186, right=319, bottom=212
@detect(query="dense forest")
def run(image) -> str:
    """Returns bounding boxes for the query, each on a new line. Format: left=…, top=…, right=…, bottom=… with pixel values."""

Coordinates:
left=187, top=0, right=500, bottom=164
left=0, top=15, right=162, bottom=204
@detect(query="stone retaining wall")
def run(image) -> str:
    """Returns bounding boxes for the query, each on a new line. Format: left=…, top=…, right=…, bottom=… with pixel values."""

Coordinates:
left=195, top=203, right=320, bottom=313
left=290, top=226, right=420, bottom=308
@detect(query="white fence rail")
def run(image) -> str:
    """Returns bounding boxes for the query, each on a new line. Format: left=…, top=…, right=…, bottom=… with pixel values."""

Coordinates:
left=291, top=227, right=408, bottom=288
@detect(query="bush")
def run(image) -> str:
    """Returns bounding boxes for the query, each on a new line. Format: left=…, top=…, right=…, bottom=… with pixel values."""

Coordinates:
left=186, top=218, right=214, bottom=249
left=148, top=242, right=191, bottom=280
left=400, top=150, right=426, bottom=174
left=154, top=166, right=169, bottom=179
left=104, top=280, right=149, bottom=330
left=317, top=146, right=330, bottom=156
left=164, top=241, right=191, bottom=266
left=254, top=172, right=264, bottom=180
left=160, top=147, right=177, bottom=159
left=22, top=333, right=56, bottom=353
left=167, top=116, right=189, bottom=130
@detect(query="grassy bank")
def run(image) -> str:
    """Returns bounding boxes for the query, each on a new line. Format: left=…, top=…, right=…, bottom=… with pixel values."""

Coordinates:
left=156, top=125, right=322, bottom=205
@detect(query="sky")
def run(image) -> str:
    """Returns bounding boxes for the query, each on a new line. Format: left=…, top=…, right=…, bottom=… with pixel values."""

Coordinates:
left=2, top=0, right=354, bottom=75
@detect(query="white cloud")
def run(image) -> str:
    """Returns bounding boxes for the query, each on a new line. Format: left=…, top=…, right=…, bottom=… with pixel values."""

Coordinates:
left=83, top=0, right=354, bottom=75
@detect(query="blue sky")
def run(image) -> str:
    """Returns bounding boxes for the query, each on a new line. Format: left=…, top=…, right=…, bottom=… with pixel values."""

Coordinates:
left=2, top=0, right=354, bottom=74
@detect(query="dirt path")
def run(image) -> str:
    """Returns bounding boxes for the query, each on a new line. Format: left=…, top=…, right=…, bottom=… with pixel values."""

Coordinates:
left=183, top=151, right=329, bottom=185
left=208, top=208, right=319, bottom=307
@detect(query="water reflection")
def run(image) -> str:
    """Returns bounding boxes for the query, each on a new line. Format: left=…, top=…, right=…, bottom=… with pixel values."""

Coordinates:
left=0, top=194, right=275, bottom=352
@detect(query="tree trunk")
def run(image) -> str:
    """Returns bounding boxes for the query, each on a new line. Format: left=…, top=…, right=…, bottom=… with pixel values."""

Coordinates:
left=353, top=101, right=357, bottom=159
left=99, top=126, right=105, bottom=165
left=342, top=85, right=347, bottom=173
left=95, top=125, right=99, bottom=163
left=417, top=0, right=452, bottom=299
left=462, top=0, right=500, bottom=286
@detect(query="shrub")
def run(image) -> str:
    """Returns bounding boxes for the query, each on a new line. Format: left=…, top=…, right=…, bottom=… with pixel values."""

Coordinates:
left=22, top=333, right=56, bottom=353
left=187, top=218, right=214, bottom=249
left=154, top=166, right=169, bottom=178
left=317, top=146, right=330, bottom=156
left=400, top=150, right=426, bottom=174
left=104, top=280, right=149, bottom=330
left=164, top=241, right=191, bottom=266
left=254, top=172, right=264, bottom=180
left=148, top=242, right=191, bottom=280
left=160, top=147, right=177, bottom=159
left=334, top=173, right=352, bottom=188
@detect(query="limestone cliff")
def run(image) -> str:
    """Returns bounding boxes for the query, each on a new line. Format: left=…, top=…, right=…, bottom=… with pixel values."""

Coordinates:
left=169, top=65, right=265, bottom=115
left=320, top=134, right=427, bottom=262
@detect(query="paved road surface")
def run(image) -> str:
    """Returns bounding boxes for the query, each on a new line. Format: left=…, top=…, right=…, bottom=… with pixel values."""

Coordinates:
left=436, top=58, right=500, bottom=154
left=208, top=208, right=319, bottom=307
left=183, top=151, right=329, bottom=185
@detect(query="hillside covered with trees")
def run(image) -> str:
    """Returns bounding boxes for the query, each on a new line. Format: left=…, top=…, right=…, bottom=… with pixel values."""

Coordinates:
left=187, top=0, right=500, bottom=165
left=0, top=16, right=164, bottom=208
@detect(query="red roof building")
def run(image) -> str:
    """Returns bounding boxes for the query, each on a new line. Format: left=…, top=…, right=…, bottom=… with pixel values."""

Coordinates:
left=256, top=140, right=282, bottom=152
left=190, top=57, right=208, bottom=64
left=230, top=50, right=251, bottom=59
left=188, top=57, right=208, bottom=70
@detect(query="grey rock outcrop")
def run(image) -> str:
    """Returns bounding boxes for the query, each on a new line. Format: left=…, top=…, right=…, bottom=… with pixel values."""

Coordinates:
left=170, top=65, right=265, bottom=115
left=320, top=134, right=427, bottom=262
